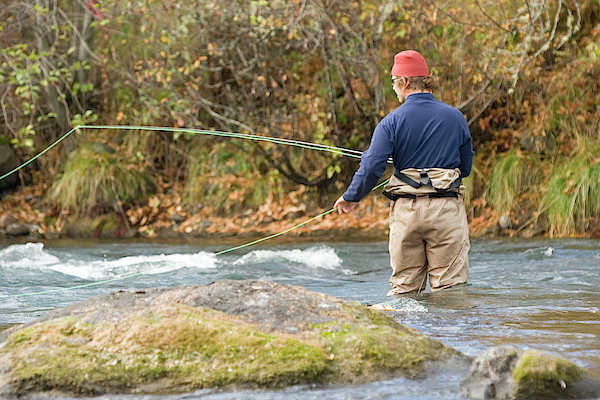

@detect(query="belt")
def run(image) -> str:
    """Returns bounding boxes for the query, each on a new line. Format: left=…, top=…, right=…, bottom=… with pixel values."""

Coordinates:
left=382, top=191, right=458, bottom=201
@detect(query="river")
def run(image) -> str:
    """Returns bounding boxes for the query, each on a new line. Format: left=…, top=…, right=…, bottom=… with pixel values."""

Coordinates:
left=0, top=237, right=599, bottom=400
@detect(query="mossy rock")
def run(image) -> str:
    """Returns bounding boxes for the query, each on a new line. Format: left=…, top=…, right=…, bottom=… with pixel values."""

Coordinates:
left=61, top=214, right=119, bottom=238
left=513, top=350, right=599, bottom=399
left=0, top=280, right=467, bottom=397
left=461, top=346, right=600, bottom=399
left=91, top=214, right=119, bottom=238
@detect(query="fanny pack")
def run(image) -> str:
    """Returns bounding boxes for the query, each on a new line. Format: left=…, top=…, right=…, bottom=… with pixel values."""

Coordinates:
left=382, top=167, right=463, bottom=200
left=393, top=168, right=461, bottom=193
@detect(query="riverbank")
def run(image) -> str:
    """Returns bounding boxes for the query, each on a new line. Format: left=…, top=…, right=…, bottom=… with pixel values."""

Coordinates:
left=0, top=182, right=562, bottom=242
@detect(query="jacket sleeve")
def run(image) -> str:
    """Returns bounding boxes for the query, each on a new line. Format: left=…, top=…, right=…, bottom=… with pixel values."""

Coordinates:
left=458, top=119, right=474, bottom=178
left=342, top=120, right=394, bottom=202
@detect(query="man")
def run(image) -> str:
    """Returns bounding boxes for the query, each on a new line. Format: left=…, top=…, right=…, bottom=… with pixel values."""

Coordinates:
left=334, top=50, right=474, bottom=295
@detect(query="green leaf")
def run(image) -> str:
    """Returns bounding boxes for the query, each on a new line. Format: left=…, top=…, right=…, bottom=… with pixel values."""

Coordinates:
left=394, top=28, right=406, bottom=39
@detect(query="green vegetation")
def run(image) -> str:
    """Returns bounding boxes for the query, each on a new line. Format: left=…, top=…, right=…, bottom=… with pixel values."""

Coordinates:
left=485, top=151, right=543, bottom=214
left=183, top=141, right=275, bottom=214
left=0, top=303, right=460, bottom=395
left=2, top=307, right=328, bottom=392
left=542, top=139, right=600, bottom=236
left=1, top=0, right=600, bottom=236
left=47, top=146, right=153, bottom=215
left=512, top=350, right=584, bottom=398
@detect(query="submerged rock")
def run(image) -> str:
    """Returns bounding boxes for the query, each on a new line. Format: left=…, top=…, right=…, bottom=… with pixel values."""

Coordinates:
left=4, top=223, right=29, bottom=236
left=0, top=280, right=467, bottom=398
left=460, top=346, right=600, bottom=399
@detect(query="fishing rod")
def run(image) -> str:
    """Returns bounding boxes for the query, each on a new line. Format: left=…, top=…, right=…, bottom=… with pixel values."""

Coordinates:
left=0, top=125, right=393, bottom=298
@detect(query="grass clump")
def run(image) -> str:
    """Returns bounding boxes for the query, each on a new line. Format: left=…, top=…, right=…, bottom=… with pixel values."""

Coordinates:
left=183, top=141, right=274, bottom=215
left=462, top=161, right=484, bottom=208
left=47, top=146, right=154, bottom=216
left=512, top=350, right=584, bottom=398
left=485, top=150, right=542, bottom=214
left=541, top=139, right=600, bottom=237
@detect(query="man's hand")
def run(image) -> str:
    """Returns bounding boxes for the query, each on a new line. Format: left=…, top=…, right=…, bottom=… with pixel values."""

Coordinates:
left=334, top=195, right=358, bottom=214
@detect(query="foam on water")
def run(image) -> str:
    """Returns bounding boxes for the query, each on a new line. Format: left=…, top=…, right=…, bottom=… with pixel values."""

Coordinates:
left=524, top=246, right=556, bottom=259
left=0, top=242, right=60, bottom=268
left=0, top=243, right=219, bottom=280
left=233, top=244, right=353, bottom=273
left=389, top=297, right=429, bottom=312
left=46, top=251, right=220, bottom=280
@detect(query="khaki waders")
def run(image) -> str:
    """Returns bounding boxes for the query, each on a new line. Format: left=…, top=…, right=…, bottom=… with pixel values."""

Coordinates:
left=384, top=169, right=470, bottom=294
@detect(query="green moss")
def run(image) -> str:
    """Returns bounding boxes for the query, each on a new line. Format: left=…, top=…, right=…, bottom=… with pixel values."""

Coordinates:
left=6, top=326, right=35, bottom=346
left=1, top=302, right=459, bottom=395
left=512, top=350, right=584, bottom=398
left=144, top=311, right=162, bottom=325
left=1, top=306, right=329, bottom=394
left=91, top=215, right=118, bottom=233
left=309, top=306, right=455, bottom=381
left=44, top=216, right=58, bottom=228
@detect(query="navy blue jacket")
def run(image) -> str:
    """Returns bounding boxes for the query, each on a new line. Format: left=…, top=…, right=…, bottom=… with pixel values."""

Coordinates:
left=343, top=93, right=474, bottom=202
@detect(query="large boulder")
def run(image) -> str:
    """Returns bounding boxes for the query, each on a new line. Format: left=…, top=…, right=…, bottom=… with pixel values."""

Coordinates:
left=461, top=346, right=600, bottom=399
left=0, top=280, right=468, bottom=398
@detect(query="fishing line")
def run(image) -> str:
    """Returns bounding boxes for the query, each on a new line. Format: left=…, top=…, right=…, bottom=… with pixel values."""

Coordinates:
left=0, top=125, right=393, bottom=298
left=0, top=127, right=79, bottom=183
left=82, top=125, right=368, bottom=160
left=0, top=179, right=390, bottom=298
left=0, top=125, right=394, bottom=184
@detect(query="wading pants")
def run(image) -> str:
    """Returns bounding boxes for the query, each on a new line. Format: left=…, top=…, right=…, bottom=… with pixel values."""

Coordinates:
left=387, top=195, right=470, bottom=294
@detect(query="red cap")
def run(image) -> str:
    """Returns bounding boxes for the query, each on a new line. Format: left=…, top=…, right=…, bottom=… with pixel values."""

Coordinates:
left=391, top=50, right=429, bottom=77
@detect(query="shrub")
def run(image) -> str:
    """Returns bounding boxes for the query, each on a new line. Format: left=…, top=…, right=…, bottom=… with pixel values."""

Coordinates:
left=485, top=150, right=543, bottom=214
left=48, top=147, right=154, bottom=215
left=542, top=139, right=600, bottom=236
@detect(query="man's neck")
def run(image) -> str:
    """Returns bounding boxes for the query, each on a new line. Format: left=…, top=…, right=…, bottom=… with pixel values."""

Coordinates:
left=405, top=89, right=431, bottom=96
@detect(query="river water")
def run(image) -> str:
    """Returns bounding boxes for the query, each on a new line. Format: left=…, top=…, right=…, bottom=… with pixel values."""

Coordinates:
left=0, top=237, right=599, bottom=400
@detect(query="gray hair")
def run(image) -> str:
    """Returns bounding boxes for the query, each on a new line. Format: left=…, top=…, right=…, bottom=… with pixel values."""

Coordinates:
left=393, top=76, right=437, bottom=91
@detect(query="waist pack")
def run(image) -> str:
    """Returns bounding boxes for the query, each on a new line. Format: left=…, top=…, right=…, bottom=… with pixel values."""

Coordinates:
left=383, top=167, right=463, bottom=198
left=393, top=168, right=461, bottom=193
